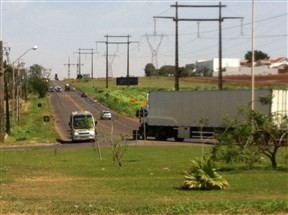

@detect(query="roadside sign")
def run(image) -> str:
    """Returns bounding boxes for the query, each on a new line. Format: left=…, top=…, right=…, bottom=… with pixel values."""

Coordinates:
left=43, top=115, right=50, bottom=122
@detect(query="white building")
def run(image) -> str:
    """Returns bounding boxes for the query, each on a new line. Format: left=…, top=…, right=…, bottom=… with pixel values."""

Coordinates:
left=196, top=58, right=240, bottom=77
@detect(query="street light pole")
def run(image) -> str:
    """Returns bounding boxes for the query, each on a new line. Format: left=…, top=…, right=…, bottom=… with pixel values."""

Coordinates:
left=11, top=46, right=37, bottom=122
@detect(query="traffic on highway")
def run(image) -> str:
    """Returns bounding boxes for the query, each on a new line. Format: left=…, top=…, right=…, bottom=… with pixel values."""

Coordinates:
left=49, top=80, right=138, bottom=145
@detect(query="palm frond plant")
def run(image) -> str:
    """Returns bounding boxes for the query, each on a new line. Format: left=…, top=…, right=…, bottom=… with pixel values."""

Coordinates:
left=181, top=157, right=229, bottom=190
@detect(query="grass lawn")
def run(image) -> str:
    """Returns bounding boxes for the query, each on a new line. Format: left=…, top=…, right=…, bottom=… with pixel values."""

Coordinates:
left=1, top=145, right=287, bottom=214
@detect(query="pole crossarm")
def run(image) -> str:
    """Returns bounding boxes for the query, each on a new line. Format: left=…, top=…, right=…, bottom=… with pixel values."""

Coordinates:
left=171, top=4, right=226, bottom=8
left=153, top=16, right=174, bottom=19
left=178, top=18, right=220, bottom=22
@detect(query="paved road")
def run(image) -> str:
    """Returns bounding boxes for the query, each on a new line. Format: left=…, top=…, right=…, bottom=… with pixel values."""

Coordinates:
left=49, top=80, right=139, bottom=147
left=1, top=81, right=216, bottom=150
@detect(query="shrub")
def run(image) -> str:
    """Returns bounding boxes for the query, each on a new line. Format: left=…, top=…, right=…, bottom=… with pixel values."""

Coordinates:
left=181, top=157, right=229, bottom=190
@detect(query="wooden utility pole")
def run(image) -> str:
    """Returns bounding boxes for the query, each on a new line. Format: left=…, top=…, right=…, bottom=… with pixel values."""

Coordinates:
left=0, top=41, right=5, bottom=142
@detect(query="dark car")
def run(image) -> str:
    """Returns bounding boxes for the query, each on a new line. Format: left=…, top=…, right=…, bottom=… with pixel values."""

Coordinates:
left=81, top=92, right=88, bottom=97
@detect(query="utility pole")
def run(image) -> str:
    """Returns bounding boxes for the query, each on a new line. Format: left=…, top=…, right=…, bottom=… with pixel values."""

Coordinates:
left=96, top=35, right=139, bottom=88
left=64, top=57, right=77, bottom=79
left=3, top=45, right=11, bottom=134
left=155, top=2, right=243, bottom=91
left=0, top=41, right=5, bottom=142
left=251, top=0, right=256, bottom=110
left=78, top=48, right=97, bottom=78
left=217, top=2, right=243, bottom=90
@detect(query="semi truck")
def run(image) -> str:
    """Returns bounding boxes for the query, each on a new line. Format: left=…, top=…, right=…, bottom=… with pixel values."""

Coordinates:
left=135, top=89, right=288, bottom=141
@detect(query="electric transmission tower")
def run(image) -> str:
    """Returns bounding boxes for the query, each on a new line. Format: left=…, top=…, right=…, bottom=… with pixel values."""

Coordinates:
left=144, top=18, right=166, bottom=69
left=107, top=53, right=117, bottom=78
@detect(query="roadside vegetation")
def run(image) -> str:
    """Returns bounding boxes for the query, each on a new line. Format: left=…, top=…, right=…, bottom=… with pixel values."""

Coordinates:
left=3, top=95, right=59, bottom=145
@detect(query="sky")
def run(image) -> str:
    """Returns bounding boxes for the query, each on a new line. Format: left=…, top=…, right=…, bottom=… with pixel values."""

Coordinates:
left=1, top=0, right=287, bottom=80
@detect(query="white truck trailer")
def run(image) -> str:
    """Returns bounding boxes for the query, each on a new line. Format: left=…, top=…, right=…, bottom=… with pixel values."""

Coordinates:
left=135, top=89, right=288, bottom=141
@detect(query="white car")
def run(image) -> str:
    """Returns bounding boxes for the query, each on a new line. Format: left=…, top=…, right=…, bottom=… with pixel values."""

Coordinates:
left=55, top=86, right=62, bottom=92
left=100, top=110, right=112, bottom=120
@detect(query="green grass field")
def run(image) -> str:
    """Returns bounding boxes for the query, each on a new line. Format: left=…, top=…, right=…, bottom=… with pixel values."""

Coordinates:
left=1, top=145, right=287, bottom=214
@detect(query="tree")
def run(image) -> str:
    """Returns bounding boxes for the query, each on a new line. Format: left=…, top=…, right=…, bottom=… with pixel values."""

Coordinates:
left=29, top=64, right=44, bottom=79
left=244, top=50, right=270, bottom=63
left=144, top=63, right=157, bottom=77
left=212, top=107, right=288, bottom=169
left=158, top=65, right=175, bottom=76
left=28, top=64, right=49, bottom=98
left=179, top=67, right=193, bottom=77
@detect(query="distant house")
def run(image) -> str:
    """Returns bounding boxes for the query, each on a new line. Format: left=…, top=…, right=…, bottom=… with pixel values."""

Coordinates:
left=269, top=57, right=288, bottom=68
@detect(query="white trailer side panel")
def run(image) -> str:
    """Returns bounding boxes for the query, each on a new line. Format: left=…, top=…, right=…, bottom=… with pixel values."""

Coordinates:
left=271, top=90, right=288, bottom=116
left=147, top=90, right=285, bottom=127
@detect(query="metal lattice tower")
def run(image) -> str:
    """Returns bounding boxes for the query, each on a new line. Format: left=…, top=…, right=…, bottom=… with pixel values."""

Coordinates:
left=145, top=18, right=166, bottom=69
left=108, top=53, right=117, bottom=78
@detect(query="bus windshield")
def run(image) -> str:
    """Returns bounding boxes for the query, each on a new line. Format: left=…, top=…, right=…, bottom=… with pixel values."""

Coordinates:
left=73, top=115, right=94, bottom=129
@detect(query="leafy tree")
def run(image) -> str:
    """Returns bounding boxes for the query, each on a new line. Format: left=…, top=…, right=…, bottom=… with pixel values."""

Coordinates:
left=181, top=157, right=229, bottom=190
left=179, top=67, right=193, bottom=77
left=244, top=50, right=270, bottom=63
left=158, top=65, right=175, bottom=76
left=212, top=107, right=288, bottom=169
left=28, top=64, right=49, bottom=98
left=29, top=64, right=44, bottom=79
left=144, top=63, right=157, bottom=77
left=28, top=76, right=49, bottom=98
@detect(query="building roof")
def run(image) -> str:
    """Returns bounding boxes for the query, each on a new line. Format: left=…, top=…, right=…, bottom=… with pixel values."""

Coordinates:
left=270, top=57, right=287, bottom=63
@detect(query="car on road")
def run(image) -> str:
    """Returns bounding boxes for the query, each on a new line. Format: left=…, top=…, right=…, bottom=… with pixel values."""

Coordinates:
left=55, top=86, right=62, bottom=92
left=81, top=92, right=88, bottom=97
left=48, top=86, right=55, bottom=92
left=100, top=110, right=112, bottom=120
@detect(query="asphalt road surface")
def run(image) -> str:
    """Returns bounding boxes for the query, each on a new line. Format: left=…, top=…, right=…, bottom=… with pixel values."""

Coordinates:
left=49, top=80, right=139, bottom=147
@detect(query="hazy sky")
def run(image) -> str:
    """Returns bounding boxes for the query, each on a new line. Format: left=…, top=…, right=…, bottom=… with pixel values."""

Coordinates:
left=1, top=0, right=287, bottom=80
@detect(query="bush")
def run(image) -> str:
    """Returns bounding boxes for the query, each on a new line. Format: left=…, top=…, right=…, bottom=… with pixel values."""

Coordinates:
left=181, top=157, right=229, bottom=190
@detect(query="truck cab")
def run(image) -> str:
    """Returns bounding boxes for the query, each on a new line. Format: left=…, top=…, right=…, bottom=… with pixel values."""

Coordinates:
left=65, top=84, right=71, bottom=91
left=69, top=111, right=97, bottom=142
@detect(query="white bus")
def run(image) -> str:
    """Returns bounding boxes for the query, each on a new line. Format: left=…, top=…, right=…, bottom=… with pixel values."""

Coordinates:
left=69, top=111, right=97, bottom=142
